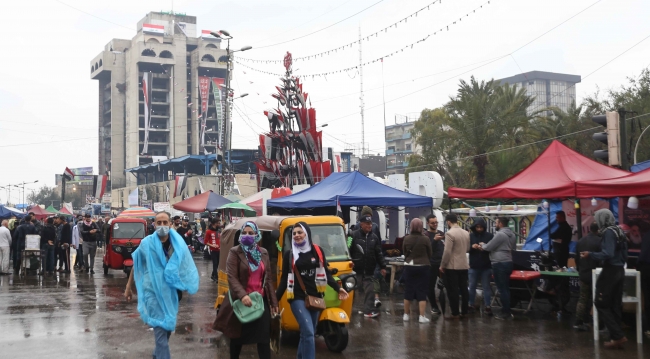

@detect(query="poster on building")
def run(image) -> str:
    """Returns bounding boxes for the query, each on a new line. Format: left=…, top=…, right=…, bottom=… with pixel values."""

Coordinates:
left=211, top=78, right=225, bottom=148
left=620, top=197, right=650, bottom=249
left=69, top=167, right=94, bottom=184
left=141, top=200, right=152, bottom=209
left=199, top=76, right=210, bottom=148
left=85, top=194, right=95, bottom=204
left=154, top=202, right=170, bottom=212
left=561, top=199, right=610, bottom=242
left=101, top=194, right=111, bottom=213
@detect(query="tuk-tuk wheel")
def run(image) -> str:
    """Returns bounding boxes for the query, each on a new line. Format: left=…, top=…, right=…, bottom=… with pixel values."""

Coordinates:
left=322, top=321, right=348, bottom=352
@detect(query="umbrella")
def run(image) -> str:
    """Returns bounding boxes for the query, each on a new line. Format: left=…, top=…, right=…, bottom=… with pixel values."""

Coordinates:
left=118, top=207, right=157, bottom=218
left=218, top=202, right=257, bottom=217
left=226, top=194, right=244, bottom=202
left=172, top=190, right=232, bottom=212
left=45, top=205, right=61, bottom=214
left=28, top=205, right=55, bottom=220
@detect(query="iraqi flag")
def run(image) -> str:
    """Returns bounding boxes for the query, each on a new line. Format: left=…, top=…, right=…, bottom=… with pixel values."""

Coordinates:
left=63, top=167, right=75, bottom=181
left=141, top=72, right=153, bottom=154
left=143, top=23, right=165, bottom=35
left=93, top=175, right=108, bottom=201
left=174, top=175, right=187, bottom=198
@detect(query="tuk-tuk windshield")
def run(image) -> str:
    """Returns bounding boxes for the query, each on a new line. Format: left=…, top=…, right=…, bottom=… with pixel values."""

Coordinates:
left=285, top=224, right=350, bottom=262
left=112, top=222, right=145, bottom=239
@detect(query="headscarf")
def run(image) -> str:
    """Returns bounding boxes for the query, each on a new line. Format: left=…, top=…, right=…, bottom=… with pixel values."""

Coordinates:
left=409, top=218, right=423, bottom=234
left=240, top=221, right=262, bottom=272
left=292, top=221, right=313, bottom=265
left=594, top=209, right=616, bottom=230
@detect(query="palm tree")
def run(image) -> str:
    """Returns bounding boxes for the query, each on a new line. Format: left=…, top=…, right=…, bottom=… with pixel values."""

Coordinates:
left=444, top=77, right=535, bottom=188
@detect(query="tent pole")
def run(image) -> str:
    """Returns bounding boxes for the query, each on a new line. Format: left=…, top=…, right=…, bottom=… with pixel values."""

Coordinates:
left=547, top=210, right=552, bottom=253
left=575, top=199, right=583, bottom=240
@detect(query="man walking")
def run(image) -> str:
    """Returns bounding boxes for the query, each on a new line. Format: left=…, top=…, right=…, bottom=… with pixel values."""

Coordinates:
left=56, top=215, right=72, bottom=273
left=639, top=226, right=650, bottom=339
left=0, top=220, right=12, bottom=274
left=350, top=214, right=387, bottom=318
left=13, top=215, right=37, bottom=273
left=425, top=214, right=445, bottom=315
left=440, top=214, right=470, bottom=319
left=80, top=214, right=100, bottom=274
left=580, top=209, right=628, bottom=349
left=574, top=223, right=601, bottom=331
left=175, top=217, right=193, bottom=246
left=551, top=211, right=573, bottom=268
left=124, top=211, right=199, bottom=359
left=73, top=215, right=85, bottom=270
left=479, top=217, right=516, bottom=320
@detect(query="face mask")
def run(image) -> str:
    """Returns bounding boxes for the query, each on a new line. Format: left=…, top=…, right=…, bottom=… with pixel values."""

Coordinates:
left=156, top=226, right=170, bottom=237
left=84, top=219, right=92, bottom=225
left=240, top=235, right=255, bottom=246
left=295, top=240, right=307, bottom=248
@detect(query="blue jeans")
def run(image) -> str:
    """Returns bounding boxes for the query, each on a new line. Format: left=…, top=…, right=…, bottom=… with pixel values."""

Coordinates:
left=44, top=244, right=56, bottom=273
left=290, top=299, right=320, bottom=359
left=153, top=327, right=171, bottom=359
left=492, top=262, right=513, bottom=314
left=468, top=268, right=492, bottom=307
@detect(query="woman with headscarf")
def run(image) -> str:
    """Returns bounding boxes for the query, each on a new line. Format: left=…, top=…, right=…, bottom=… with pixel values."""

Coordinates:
left=402, top=218, right=433, bottom=323
left=214, top=221, right=278, bottom=359
left=276, top=222, right=349, bottom=359
left=580, top=209, right=629, bottom=349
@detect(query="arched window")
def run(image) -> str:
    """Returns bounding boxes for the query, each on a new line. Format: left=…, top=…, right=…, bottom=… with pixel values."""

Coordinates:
left=142, top=49, right=156, bottom=57
left=146, top=37, right=160, bottom=43
left=159, top=50, right=173, bottom=59
left=91, top=66, right=94, bottom=73
left=99, top=59, right=103, bottom=67
left=201, top=54, right=215, bottom=62
left=95, top=62, right=99, bottom=71
left=205, top=43, right=218, bottom=49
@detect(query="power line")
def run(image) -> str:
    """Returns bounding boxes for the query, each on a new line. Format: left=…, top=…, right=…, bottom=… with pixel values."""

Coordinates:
left=240, top=0, right=443, bottom=63
left=54, top=0, right=135, bottom=31
left=252, top=0, right=386, bottom=50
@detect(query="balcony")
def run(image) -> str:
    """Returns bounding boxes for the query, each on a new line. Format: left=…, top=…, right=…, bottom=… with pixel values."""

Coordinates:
left=386, top=148, right=413, bottom=155
left=385, top=132, right=412, bottom=142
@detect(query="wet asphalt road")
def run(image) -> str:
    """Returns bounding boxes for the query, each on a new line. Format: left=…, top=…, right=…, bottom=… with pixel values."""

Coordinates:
left=1, top=251, right=649, bottom=359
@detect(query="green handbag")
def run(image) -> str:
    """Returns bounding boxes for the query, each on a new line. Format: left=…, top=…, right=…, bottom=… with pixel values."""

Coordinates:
left=229, top=291, right=264, bottom=324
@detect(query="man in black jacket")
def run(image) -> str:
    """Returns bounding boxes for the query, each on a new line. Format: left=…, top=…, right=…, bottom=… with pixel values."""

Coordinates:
left=40, top=217, right=57, bottom=275
left=469, top=218, right=494, bottom=315
left=80, top=214, right=100, bottom=274
left=56, top=215, right=72, bottom=273
left=574, top=223, right=601, bottom=331
left=551, top=211, right=573, bottom=268
left=349, top=215, right=386, bottom=318
left=13, top=215, right=37, bottom=272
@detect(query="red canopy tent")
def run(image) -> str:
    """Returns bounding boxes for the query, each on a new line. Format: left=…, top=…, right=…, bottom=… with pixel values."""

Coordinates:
left=172, top=191, right=232, bottom=212
left=577, top=168, right=650, bottom=198
left=28, top=206, right=55, bottom=220
left=448, top=140, right=630, bottom=199
left=59, top=207, right=73, bottom=215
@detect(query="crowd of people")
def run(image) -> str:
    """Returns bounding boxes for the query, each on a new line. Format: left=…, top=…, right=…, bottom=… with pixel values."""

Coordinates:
left=0, top=212, right=112, bottom=275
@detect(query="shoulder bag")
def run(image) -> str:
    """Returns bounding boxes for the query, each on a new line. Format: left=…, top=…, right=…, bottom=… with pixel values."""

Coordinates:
left=228, top=290, right=264, bottom=323
left=293, top=262, right=326, bottom=311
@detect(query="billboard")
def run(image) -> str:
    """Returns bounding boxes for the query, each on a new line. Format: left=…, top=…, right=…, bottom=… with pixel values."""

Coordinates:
left=70, top=167, right=94, bottom=184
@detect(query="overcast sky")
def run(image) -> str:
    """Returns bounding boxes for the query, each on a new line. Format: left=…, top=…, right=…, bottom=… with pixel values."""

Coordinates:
left=1, top=0, right=649, bottom=204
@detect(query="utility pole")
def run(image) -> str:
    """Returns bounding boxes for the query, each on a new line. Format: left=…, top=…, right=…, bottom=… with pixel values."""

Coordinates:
left=358, top=26, right=366, bottom=158
left=619, top=107, right=629, bottom=171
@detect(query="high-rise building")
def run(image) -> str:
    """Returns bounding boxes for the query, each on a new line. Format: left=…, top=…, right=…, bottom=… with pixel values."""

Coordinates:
left=385, top=119, right=419, bottom=175
left=496, top=71, right=581, bottom=116
left=91, top=12, right=229, bottom=190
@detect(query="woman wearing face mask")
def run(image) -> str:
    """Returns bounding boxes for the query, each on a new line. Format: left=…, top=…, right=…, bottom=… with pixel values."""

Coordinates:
left=214, top=221, right=278, bottom=359
left=276, top=222, right=349, bottom=359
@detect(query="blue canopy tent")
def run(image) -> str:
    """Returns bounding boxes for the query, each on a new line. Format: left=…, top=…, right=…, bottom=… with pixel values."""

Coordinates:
left=0, top=205, right=26, bottom=220
left=267, top=172, right=433, bottom=221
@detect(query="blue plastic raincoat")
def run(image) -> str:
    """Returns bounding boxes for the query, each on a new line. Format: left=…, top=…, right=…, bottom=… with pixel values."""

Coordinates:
left=132, top=230, right=199, bottom=331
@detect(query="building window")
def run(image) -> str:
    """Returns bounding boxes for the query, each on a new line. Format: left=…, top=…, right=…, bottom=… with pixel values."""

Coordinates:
left=142, top=49, right=156, bottom=57
left=201, top=54, right=216, bottom=62
left=206, top=43, right=218, bottom=49
left=159, top=50, right=173, bottom=59
left=406, top=143, right=412, bottom=151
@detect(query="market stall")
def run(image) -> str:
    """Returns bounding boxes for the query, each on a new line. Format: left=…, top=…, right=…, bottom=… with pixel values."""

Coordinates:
left=172, top=190, right=231, bottom=212
left=28, top=206, right=55, bottom=220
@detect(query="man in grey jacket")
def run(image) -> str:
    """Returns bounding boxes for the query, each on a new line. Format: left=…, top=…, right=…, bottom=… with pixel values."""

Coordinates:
left=479, top=217, right=516, bottom=320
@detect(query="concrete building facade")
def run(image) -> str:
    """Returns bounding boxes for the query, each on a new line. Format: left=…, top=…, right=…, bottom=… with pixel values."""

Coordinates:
left=385, top=121, right=420, bottom=175
left=91, top=12, right=229, bottom=190
left=496, top=71, right=581, bottom=116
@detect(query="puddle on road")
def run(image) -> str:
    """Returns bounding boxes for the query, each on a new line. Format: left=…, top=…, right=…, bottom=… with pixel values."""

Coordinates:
left=183, top=337, right=218, bottom=344
left=174, top=322, right=215, bottom=335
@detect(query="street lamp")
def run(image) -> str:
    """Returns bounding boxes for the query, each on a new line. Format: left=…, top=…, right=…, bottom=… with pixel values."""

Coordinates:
left=14, top=180, right=38, bottom=212
left=210, top=30, right=252, bottom=195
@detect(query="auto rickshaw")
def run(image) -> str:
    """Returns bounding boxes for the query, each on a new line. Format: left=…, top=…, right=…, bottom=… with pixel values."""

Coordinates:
left=214, top=216, right=356, bottom=352
left=102, top=217, right=147, bottom=275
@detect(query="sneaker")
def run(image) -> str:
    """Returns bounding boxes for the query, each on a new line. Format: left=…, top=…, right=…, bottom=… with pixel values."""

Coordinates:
left=403, top=314, right=410, bottom=321
left=364, top=312, right=379, bottom=318
left=90, top=270, right=95, bottom=274
left=430, top=308, right=441, bottom=316
left=484, top=307, right=493, bottom=316
left=418, top=316, right=430, bottom=323
left=374, top=298, right=382, bottom=308
left=494, top=313, right=514, bottom=321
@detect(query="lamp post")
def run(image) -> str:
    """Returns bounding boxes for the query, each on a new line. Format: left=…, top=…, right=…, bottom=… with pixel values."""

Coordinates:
left=14, top=180, right=38, bottom=212
left=209, top=30, right=252, bottom=194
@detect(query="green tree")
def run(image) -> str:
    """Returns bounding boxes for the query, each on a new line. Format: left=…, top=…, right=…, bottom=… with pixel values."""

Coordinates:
left=27, top=186, right=61, bottom=207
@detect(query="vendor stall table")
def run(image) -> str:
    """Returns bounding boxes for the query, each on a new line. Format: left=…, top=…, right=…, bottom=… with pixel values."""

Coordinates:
left=592, top=268, right=642, bottom=344
left=491, top=270, right=541, bottom=313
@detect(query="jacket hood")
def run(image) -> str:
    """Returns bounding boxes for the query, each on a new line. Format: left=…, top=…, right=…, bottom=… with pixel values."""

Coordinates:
left=470, top=218, right=488, bottom=233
